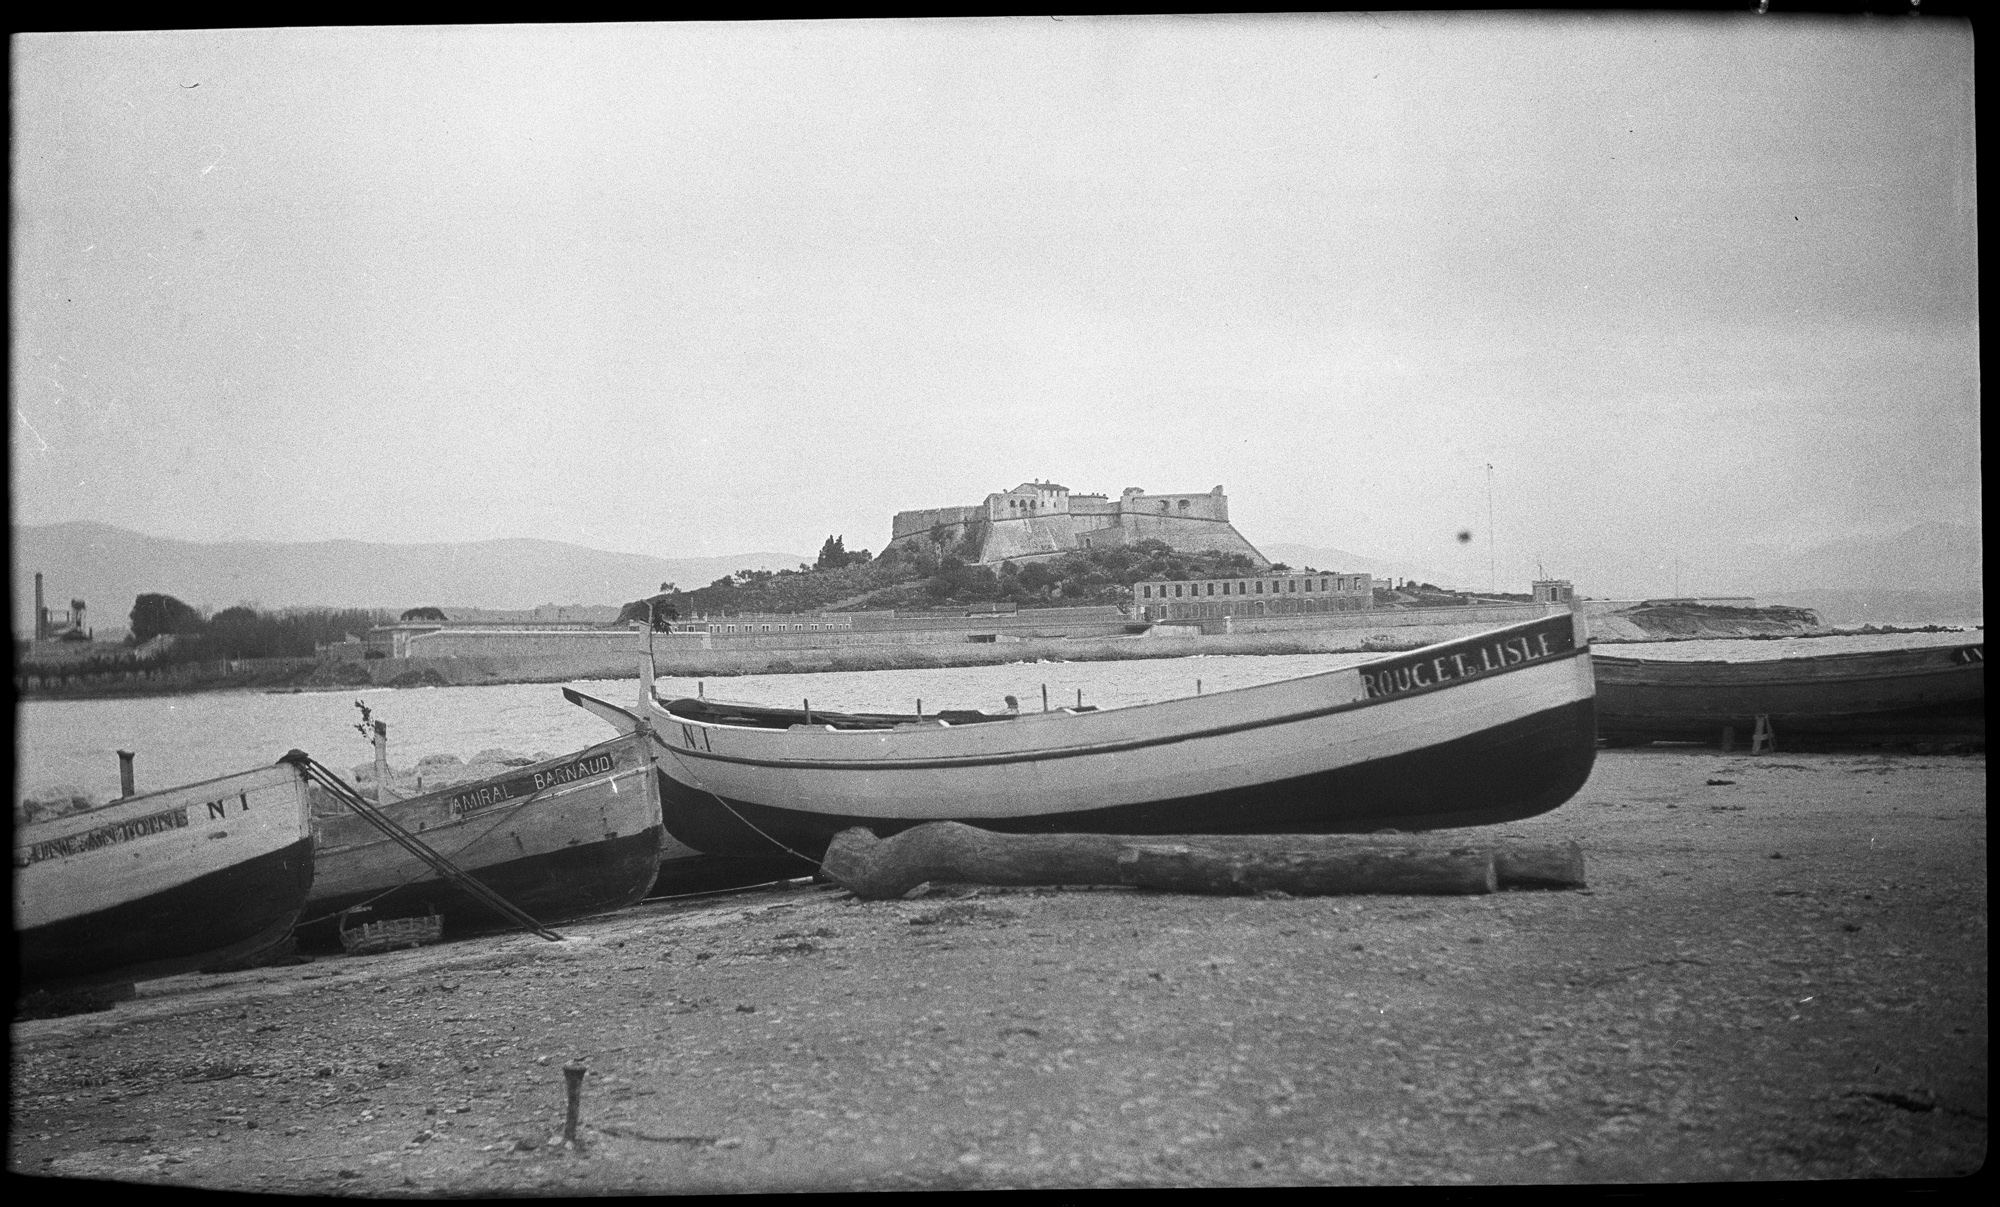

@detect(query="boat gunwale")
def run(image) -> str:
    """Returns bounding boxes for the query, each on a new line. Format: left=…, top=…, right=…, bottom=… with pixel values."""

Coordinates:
left=312, top=763, right=655, bottom=855
left=322, top=730, right=646, bottom=802
left=1592, top=643, right=1981, bottom=672
left=1591, top=656, right=1982, bottom=688
left=674, top=610, right=1579, bottom=728
left=14, top=760, right=306, bottom=841
left=650, top=637, right=1591, bottom=773
left=311, top=729, right=650, bottom=819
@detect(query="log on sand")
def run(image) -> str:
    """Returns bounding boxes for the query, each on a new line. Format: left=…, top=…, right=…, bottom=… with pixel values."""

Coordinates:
left=821, top=822, right=1585, bottom=900
left=1118, top=843, right=1498, bottom=897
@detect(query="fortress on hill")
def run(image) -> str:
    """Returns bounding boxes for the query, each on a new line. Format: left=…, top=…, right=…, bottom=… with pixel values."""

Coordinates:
left=889, top=481, right=1271, bottom=568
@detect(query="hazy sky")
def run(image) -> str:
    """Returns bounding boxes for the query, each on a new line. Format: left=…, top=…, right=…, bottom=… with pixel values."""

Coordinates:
left=11, top=16, right=1978, bottom=594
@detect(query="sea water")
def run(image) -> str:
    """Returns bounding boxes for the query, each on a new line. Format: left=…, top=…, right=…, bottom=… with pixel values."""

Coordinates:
left=14, top=628, right=1979, bottom=805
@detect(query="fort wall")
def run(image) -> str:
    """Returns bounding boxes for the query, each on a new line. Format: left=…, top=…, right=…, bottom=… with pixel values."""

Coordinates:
left=891, top=506, right=983, bottom=541
left=889, top=480, right=1266, bottom=567
left=1088, top=513, right=1266, bottom=563
left=1119, top=485, right=1229, bottom=522
left=978, top=514, right=1089, bottom=563
left=405, top=629, right=644, bottom=660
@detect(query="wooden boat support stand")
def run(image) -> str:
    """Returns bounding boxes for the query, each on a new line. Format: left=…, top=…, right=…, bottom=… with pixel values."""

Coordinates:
left=820, top=821, right=1585, bottom=900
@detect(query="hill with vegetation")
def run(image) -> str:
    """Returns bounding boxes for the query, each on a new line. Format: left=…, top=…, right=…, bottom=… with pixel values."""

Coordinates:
left=619, top=538, right=1299, bottom=623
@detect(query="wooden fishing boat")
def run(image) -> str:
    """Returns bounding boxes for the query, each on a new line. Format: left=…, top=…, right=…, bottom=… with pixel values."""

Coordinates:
left=608, top=610, right=1596, bottom=867
left=14, top=755, right=317, bottom=990
left=565, top=690, right=831, bottom=895
left=1594, top=640, right=1984, bottom=747
left=300, top=730, right=665, bottom=943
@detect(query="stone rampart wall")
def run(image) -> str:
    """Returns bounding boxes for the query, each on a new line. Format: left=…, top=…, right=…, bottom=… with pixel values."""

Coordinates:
left=1101, top=513, right=1268, bottom=565
left=851, top=605, right=1124, bottom=632
left=1225, top=602, right=1554, bottom=635
left=1123, top=489, right=1229, bottom=521
left=405, top=629, right=644, bottom=660
left=671, top=622, right=1137, bottom=651
left=976, top=514, right=1084, bottom=563
left=371, top=610, right=1137, bottom=665
left=891, top=506, right=983, bottom=541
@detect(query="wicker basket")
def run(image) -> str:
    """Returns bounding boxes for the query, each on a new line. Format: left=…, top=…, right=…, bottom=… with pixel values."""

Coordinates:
left=338, top=909, right=443, bottom=957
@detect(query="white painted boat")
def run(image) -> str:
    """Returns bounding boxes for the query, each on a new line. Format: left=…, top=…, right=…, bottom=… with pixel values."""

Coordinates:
left=563, top=689, right=848, bottom=894
left=14, top=756, right=317, bottom=989
left=608, top=609, right=1596, bottom=867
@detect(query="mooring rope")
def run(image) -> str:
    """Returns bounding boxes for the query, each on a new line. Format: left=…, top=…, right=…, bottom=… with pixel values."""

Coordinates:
left=281, top=752, right=562, bottom=942
left=657, top=740, right=822, bottom=867
left=291, top=793, right=527, bottom=931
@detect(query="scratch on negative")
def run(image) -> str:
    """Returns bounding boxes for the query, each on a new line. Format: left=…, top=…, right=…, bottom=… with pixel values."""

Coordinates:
left=16, top=409, right=52, bottom=454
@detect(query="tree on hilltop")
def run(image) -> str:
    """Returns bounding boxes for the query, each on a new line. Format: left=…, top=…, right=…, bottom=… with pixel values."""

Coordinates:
left=401, top=606, right=448, bottom=621
left=812, top=535, right=876, bottom=571
left=615, top=595, right=681, bottom=630
left=128, top=594, right=205, bottom=644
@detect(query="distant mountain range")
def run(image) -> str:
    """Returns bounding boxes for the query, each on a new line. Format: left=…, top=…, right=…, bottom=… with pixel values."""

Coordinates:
left=1270, top=524, right=1981, bottom=625
left=14, top=519, right=1979, bottom=638
left=1746, top=522, right=1982, bottom=595
left=1271, top=523, right=1980, bottom=599
left=11, top=522, right=809, bottom=637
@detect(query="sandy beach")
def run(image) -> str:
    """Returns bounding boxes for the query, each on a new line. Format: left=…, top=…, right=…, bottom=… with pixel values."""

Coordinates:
left=10, top=746, right=1985, bottom=1190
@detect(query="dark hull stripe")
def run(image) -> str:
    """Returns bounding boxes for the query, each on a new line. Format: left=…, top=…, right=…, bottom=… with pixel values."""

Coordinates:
left=660, top=651, right=1592, bottom=771
left=657, top=698, right=1598, bottom=863
left=1598, top=698, right=1985, bottom=742
left=18, top=837, right=316, bottom=990
left=296, top=826, right=665, bottom=945
left=1596, top=659, right=1984, bottom=741
left=1593, top=646, right=1981, bottom=682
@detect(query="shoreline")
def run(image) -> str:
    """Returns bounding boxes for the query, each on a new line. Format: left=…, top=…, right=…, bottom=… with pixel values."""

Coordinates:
left=13, top=622, right=1979, bottom=703
left=10, top=749, right=1985, bottom=1189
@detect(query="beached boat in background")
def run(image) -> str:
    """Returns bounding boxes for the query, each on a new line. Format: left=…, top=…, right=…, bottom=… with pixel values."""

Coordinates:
left=14, top=756, right=317, bottom=990
left=618, top=610, right=1596, bottom=867
left=299, top=730, right=665, bottom=944
left=1594, top=641, right=1985, bottom=747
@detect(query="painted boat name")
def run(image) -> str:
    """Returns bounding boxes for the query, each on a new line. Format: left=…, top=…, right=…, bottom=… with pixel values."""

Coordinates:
left=17, top=805, right=191, bottom=866
left=444, top=751, right=618, bottom=816
left=1360, top=620, right=1575, bottom=701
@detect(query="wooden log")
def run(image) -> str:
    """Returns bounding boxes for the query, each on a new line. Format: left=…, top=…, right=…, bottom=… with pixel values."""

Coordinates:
left=1118, top=843, right=1497, bottom=896
left=820, top=822, right=1585, bottom=899
left=822, top=824, right=1131, bottom=900
left=1132, top=831, right=1587, bottom=888
left=1492, top=841, right=1587, bottom=889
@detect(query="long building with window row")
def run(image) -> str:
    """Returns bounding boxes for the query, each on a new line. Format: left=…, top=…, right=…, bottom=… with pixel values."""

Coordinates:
left=663, top=612, right=857, bottom=636
left=1134, top=571, right=1373, bottom=623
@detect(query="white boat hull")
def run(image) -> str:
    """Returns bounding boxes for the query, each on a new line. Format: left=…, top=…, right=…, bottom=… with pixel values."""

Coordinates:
left=641, top=610, right=1597, bottom=863
left=14, top=759, right=315, bottom=988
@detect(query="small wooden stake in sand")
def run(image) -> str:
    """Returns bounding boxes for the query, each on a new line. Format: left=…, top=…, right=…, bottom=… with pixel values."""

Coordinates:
left=820, top=822, right=1584, bottom=899
left=562, top=1061, right=587, bottom=1150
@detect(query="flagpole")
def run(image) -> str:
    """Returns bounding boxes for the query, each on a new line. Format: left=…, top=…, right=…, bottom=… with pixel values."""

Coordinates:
left=1485, top=463, right=1495, bottom=594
